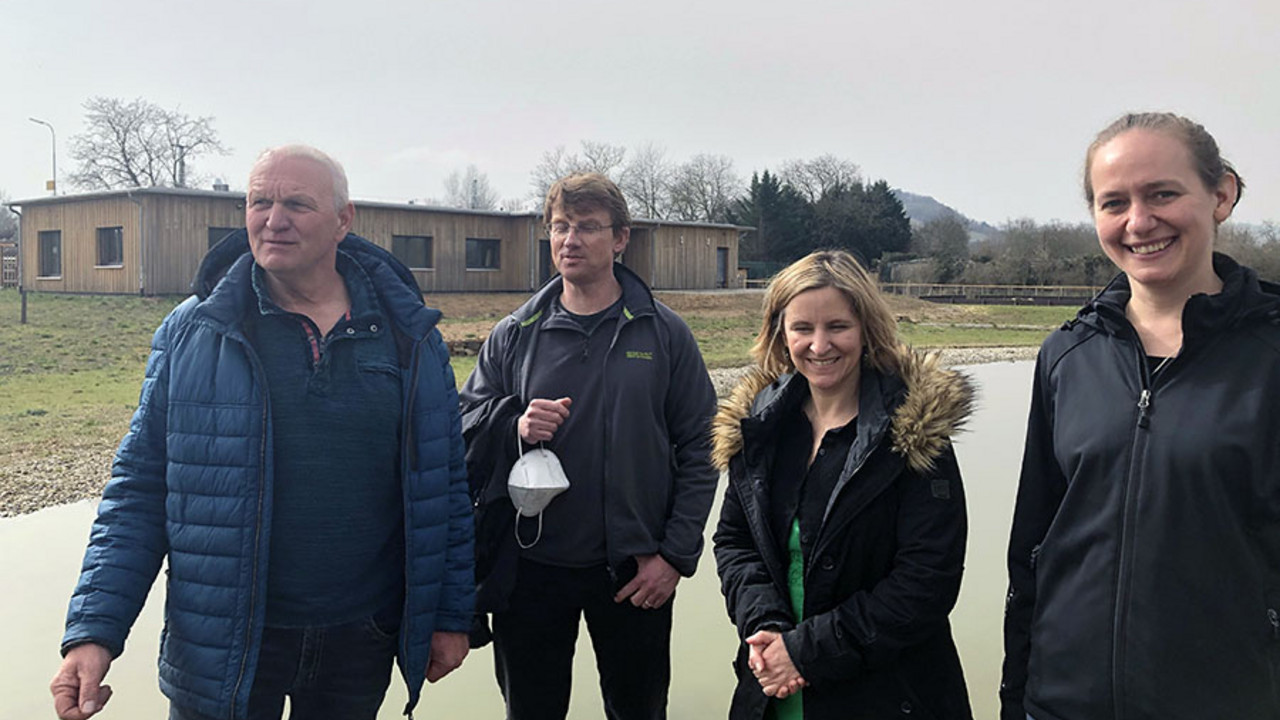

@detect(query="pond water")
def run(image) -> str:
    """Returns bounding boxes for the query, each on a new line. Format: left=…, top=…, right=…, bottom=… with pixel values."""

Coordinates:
left=0, top=360, right=1033, bottom=719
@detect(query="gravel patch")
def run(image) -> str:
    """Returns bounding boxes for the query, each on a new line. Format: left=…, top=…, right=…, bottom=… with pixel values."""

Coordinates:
left=1, top=347, right=1037, bottom=519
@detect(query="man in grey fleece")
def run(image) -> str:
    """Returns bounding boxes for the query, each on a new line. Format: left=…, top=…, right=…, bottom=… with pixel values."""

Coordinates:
left=459, top=172, right=718, bottom=720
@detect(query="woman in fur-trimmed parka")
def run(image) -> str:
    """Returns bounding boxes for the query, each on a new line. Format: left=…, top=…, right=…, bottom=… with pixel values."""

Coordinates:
left=712, top=250, right=974, bottom=720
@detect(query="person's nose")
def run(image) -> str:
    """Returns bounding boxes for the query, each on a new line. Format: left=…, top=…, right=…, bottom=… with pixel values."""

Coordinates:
left=265, top=202, right=291, bottom=231
left=809, top=330, right=831, bottom=354
left=1126, top=200, right=1158, bottom=236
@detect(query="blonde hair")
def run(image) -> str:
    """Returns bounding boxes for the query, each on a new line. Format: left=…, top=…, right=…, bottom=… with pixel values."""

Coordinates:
left=751, top=249, right=900, bottom=378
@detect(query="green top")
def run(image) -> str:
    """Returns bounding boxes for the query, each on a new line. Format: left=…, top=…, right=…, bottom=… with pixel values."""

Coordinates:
left=774, top=518, right=805, bottom=720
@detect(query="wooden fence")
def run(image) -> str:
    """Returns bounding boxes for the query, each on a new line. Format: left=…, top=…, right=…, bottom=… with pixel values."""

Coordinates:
left=880, top=283, right=1101, bottom=306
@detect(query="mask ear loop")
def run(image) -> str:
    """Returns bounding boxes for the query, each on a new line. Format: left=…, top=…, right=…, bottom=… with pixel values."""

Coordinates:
left=513, top=428, right=546, bottom=549
left=515, top=510, right=545, bottom=549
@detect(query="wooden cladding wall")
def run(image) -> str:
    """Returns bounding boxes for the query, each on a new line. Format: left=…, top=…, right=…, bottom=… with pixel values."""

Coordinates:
left=352, top=208, right=534, bottom=292
left=22, top=198, right=142, bottom=294
left=17, top=192, right=738, bottom=295
left=147, top=195, right=244, bottom=294
left=620, top=228, right=653, bottom=286
left=645, top=225, right=739, bottom=289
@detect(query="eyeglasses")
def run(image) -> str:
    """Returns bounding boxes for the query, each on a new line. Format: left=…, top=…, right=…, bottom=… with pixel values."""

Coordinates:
left=547, top=222, right=615, bottom=239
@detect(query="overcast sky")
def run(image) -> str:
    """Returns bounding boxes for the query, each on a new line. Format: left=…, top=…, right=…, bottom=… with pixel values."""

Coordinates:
left=5, top=0, right=1278, bottom=226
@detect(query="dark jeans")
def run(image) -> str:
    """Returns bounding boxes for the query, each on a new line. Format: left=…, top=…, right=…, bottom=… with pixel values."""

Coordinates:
left=492, top=558, right=673, bottom=720
left=169, top=612, right=398, bottom=720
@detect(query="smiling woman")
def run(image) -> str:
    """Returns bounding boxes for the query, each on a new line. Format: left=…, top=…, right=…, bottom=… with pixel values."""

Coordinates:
left=1001, top=113, right=1280, bottom=720
left=711, top=249, right=974, bottom=720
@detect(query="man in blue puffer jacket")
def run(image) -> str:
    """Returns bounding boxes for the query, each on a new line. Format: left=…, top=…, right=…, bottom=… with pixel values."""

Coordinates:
left=50, top=146, right=474, bottom=720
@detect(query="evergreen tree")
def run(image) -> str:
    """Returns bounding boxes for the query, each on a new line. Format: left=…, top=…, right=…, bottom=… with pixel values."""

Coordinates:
left=730, top=170, right=812, bottom=263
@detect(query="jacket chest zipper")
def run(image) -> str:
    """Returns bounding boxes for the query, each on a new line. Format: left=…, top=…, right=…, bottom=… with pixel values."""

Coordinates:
left=398, top=334, right=428, bottom=709
left=599, top=315, right=629, bottom=569
left=230, top=335, right=270, bottom=717
left=1113, top=341, right=1169, bottom=720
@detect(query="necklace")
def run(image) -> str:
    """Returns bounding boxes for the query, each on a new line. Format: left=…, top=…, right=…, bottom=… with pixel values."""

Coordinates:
left=1151, top=354, right=1174, bottom=377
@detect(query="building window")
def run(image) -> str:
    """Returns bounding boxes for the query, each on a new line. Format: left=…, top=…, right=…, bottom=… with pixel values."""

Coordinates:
left=208, top=227, right=239, bottom=250
left=466, top=238, right=501, bottom=270
left=38, top=230, right=61, bottom=278
left=96, top=227, right=124, bottom=267
left=392, top=235, right=433, bottom=269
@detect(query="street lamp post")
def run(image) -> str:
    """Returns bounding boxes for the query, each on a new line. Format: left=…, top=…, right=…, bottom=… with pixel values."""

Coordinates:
left=28, top=117, right=57, bottom=196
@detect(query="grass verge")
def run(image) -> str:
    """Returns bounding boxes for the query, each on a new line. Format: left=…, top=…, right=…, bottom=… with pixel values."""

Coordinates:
left=0, top=288, right=1076, bottom=515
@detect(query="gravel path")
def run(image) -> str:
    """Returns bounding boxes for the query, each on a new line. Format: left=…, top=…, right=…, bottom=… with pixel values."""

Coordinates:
left=1, top=346, right=1037, bottom=519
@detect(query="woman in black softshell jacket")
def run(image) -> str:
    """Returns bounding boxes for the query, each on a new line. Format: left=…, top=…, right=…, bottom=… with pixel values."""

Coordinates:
left=713, top=250, right=974, bottom=719
left=1001, top=112, right=1280, bottom=720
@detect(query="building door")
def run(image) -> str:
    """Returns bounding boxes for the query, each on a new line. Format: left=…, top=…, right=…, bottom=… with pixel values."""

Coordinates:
left=716, top=247, right=729, bottom=288
left=539, top=240, right=553, bottom=286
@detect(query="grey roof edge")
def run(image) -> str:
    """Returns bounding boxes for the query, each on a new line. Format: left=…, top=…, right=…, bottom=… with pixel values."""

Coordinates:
left=6, top=188, right=753, bottom=231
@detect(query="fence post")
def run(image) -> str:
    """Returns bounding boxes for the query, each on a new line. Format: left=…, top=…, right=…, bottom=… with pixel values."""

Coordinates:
left=20, top=287, right=27, bottom=324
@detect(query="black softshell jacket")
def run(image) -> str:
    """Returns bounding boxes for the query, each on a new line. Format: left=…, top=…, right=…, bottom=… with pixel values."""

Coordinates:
left=1001, top=254, right=1280, bottom=720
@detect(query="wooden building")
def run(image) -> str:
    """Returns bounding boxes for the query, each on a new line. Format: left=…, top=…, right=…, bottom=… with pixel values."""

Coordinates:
left=7, top=188, right=743, bottom=295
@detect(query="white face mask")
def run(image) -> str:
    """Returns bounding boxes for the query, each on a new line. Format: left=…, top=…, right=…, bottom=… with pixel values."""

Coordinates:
left=508, top=443, right=569, bottom=548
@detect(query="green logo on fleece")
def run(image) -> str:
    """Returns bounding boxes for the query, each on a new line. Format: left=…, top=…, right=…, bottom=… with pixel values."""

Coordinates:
left=626, top=350, right=653, bottom=361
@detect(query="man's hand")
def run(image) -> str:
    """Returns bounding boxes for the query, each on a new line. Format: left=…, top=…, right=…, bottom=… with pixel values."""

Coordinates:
left=746, top=630, right=807, bottom=698
left=425, top=631, right=469, bottom=683
left=51, top=643, right=114, bottom=720
left=613, top=553, right=680, bottom=609
left=518, top=397, right=572, bottom=444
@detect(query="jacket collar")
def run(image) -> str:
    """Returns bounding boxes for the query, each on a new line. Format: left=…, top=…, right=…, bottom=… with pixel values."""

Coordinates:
left=190, top=229, right=439, bottom=337
left=1080, top=252, right=1280, bottom=347
left=510, top=262, right=657, bottom=328
left=712, top=346, right=974, bottom=474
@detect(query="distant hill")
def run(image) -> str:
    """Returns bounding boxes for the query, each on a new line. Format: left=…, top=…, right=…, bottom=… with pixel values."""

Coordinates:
left=892, top=189, right=998, bottom=241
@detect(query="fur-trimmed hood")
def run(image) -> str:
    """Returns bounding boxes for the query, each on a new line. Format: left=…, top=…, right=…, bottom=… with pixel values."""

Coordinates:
left=711, top=346, right=975, bottom=474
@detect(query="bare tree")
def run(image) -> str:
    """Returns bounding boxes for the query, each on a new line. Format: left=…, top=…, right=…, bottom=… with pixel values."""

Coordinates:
left=779, top=154, right=862, bottom=203
left=528, top=141, right=627, bottom=202
left=668, top=154, right=742, bottom=223
left=619, top=143, right=673, bottom=219
left=68, top=96, right=229, bottom=190
left=501, top=197, right=535, bottom=212
left=443, top=165, right=500, bottom=210
left=580, top=141, right=626, bottom=177
left=0, top=190, right=18, bottom=241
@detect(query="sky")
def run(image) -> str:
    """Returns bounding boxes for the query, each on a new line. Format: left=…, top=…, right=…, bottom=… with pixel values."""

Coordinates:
left=4, top=0, right=1278, bottom=227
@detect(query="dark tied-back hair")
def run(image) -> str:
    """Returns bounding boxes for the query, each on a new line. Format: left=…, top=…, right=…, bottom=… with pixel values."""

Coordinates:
left=1084, top=112, right=1245, bottom=210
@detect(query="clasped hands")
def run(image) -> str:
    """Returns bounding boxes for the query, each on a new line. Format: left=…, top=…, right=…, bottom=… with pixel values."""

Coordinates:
left=746, top=629, right=808, bottom=698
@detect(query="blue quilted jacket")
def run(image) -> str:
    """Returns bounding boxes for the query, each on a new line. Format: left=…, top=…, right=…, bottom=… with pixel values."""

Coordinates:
left=61, top=232, right=475, bottom=719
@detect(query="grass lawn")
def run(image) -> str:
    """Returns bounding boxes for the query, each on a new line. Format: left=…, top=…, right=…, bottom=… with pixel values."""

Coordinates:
left=0, top=288, right=1076, bottom=514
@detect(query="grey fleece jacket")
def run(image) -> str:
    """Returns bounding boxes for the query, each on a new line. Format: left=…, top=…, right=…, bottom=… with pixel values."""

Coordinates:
left=459, top=263, right=718, bottom=611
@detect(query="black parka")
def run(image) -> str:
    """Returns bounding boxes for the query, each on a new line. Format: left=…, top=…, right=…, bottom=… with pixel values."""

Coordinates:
left=713, top=350, right=974, bottom=719
left=1001, top=254, right=1280, bottom=720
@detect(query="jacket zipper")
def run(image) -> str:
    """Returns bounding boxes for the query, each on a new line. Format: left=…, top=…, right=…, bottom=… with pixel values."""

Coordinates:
left=1113, top=338, right=1170, bottom=720
left=229, top=332, right=270, bottom=720
left=399, top=332, right=429, bottom=718
left=599, top=307, right=638, bottom=574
